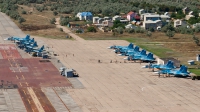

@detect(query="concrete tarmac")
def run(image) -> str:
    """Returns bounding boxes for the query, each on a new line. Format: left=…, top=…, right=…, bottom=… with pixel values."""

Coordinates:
left=35, top=24, right=200, bottom=112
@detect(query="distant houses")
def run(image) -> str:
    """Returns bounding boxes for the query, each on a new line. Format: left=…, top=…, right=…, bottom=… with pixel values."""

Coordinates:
left=182, top=7, right=190, bottom=15
left=127, top=11, right=136, bottom=21
left=141, top=13, right=162, bottom=30
left=126, top=11, right=140, bottom=21
left=174, top=19, right=187, bottom=27
left=76, top=7, right=200, bottom=32
left=76, top=12, right=93, bottom=20
left=112, top=15, right=121, bottom=21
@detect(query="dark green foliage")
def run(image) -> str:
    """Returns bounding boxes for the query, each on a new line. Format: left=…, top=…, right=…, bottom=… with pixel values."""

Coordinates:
left=53, top=11, right=58, bottom=16
left=60, top=17, right=69, bottom=26
left=194, top=25, right=200, bottom=33
left=125, top=28, right=134, bottom=33
left=87, top=26, right=97, bottom=32
left=18, top=17, right=26, bottom=24
left=171, top=11, right=185, bottom=19
left=76, top=29, right=82, bottom=33
left=166, top=30, right=175, bottom=38
left=21, top=10, right=27, bottom=14
left=161, top=24, right=175, bottom=32
left=59, top=28, right=63, bottom=32
left=146, top=31, right=152, bottom=37
left=115, top=27, right=123, bottom=34
left=149, top=27, right=155, bottom=32
left=35, top=5, right=44, bottom=12
left=188, top=17, right=200, bottom=25
left=193, top=35, right=200, bottom=46
left=112, top=20, right=125, bottom=29
left=50, top=18, right=56, bottom=24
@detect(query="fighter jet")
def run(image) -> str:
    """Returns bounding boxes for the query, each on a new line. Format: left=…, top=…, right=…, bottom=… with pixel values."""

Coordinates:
left=126, top=52, right=155, bottom=62
left=108, top=43, right=133, bottom=49
left=24, top=38, right=35, bottom=45
left=155, top=65, right=190, bottom=77
left=114, top=43, right=134, bottom=54
left=124, top=49, right=146, bottom=59
left=168, top=65, right=190, bottom=77
left=25, top=42, right=38, bottom=52
left=32, top=45, right=45, bottom=53
left=143, top=60, right=176, bottom=69
left=11, top=34, right=31, bottom=41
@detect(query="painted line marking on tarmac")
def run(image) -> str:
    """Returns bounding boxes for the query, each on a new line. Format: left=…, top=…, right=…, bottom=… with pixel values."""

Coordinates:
left=19, top=82, right=22, bottom=87
left=22, top=75, right=25, bottom=79
left=28, top=99, right=31, bottom=104
left=26, top=82, right=29, bottom=86
left=16, top=75, right=19, bottom=79
left=27, top=87, right=45, bottom=112
left=23, top=90, right=26, bottom=95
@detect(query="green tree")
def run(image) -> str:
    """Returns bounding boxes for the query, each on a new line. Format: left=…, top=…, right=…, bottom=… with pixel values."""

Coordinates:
left=193, top=35, right=200, bottom=46
left=50, top=18, right=56, bottom=24
left=161, top=23, right=175, bottom=32
left=166, top=30, right=175, bottom=38
left=87, top=26, right=97, bottom=32
left=116, top=27, right=123, bottom=34
left=53, top=11, right=58, bottom=16
left=146, top=31, right=152, bottom=37
left=188, top=17, right=200, bottom=25
left=194, top=25, right=200, bottom=33
left=21, top=10, right=27, bottom=14
left=18, top=17, right=26, bottom=24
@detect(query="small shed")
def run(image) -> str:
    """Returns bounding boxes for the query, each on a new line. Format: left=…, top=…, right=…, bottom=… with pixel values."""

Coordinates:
left=157, top=57, right=181, bottom=67
left=61, top=68, right=78, bottom=78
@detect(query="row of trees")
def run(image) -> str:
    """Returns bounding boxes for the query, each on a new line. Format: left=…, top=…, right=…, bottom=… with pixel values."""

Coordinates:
left=0, top=0, right=26, bottom=24
left=3, top=0, right=199, bottom=16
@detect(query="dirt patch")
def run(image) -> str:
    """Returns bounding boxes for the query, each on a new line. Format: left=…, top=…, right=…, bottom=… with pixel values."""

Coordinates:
left=24, top=28, right=68, bottom=39
left=20, top=24, right=55, bottom=31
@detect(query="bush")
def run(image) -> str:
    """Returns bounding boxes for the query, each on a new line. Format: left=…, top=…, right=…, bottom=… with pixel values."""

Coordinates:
left=59, top=28, right=63, bottom=32
left=126, top=28, right=134, bottom=33
left=146, top=31, right=152, bottom=37
left=21, top=10, right=27, bottom=14
left=161, top=24, right=175, bottom=32
left=194, top=25, right=200, bottom=33
left=60, top=16, right=71, bottom=26
left=50, top=18, right=56, bottom=24
left=53, top=11, right=58, bottom=16
left=116, top=27, right=124, bottom=34
left=18, top=17, right=26, bottom=24
left=166, top=30, right=175, bottom=38
left=193, top=35, right=200, bottom=46
left=76, top=29, right=82, bottom=33
left=87, top=26, right=97, bottom=32
left=149, top=27, right=155, bottom=32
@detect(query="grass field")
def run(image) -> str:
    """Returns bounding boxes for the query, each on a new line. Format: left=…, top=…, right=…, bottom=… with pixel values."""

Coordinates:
left=189, top=69, right=200, bottom=76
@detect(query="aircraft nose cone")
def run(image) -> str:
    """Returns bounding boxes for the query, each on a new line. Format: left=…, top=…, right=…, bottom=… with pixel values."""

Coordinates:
left=107, top=47, right=111, bottom=49
left=124, top=57, right=128, bottom=60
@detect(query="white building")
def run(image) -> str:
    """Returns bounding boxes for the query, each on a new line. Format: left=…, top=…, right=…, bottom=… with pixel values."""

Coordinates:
left=142, top=20, right=162, bottom=30
left=160, top=15, right=170, bottom=22
left=192, top=23, right=200, bottom=28
left=102, top=20, right=113, bottom=27
left=113, top=15, right=121, bottom=21
left=185, top=15, right=194, bottom=20
left=141, top=13, right=160, bottom=21
left=139, top=9, right=145, bottom=15
left=76, top=12, right=93, bottom=20
left=174, top=19, right=187, bottom=27
left=125, top=24, right=136, bottom=29
left=93, top=17, right=100, bottom=23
